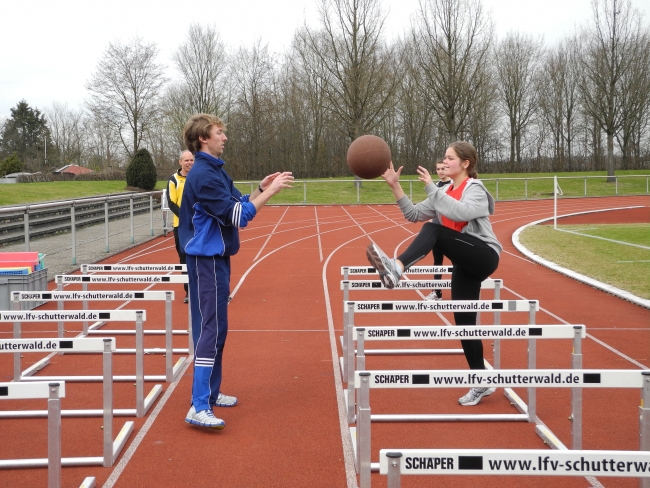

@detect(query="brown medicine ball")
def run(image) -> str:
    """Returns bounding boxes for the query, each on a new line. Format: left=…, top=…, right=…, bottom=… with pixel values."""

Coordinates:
left=346, top=135, right=391, bottom=179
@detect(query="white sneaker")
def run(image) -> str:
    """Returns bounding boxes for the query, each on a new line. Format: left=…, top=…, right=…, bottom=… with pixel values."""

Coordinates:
left=366, top=243, right=401, bottom=289
left=185, top=406, right=225, bottom=429
left=214, top=392, right=238, bottom=407
left=458, top=387, right=495, bottom=406
left=424, top=291, right=442, bottom=301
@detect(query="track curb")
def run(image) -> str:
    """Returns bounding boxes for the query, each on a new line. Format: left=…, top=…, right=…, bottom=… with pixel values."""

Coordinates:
left=511, top=205, right=650, bottom=310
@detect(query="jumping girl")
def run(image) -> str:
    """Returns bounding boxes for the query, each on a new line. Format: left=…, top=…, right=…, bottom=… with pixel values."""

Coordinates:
left=366, top=141, right=502, bottom=406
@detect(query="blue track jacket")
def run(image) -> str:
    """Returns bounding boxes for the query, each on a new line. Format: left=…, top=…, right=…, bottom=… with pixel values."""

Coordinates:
left=179, top=152, right=257, bottom=257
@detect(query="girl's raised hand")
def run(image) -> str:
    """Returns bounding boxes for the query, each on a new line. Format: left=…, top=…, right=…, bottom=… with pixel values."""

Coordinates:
left=382, top=161, right=403, bottom=188
left=416, top=166, right=432, bottom=186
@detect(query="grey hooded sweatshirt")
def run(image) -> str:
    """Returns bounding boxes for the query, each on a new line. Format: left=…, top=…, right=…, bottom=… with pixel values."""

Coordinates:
left=396, top=178, right=502, bottom=256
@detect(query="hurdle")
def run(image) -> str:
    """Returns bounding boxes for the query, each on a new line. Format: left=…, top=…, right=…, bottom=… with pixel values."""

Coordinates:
left=340, top=266, right=455, bottom=380
left=2, top=309, right=162, bottom=417
left=379, top=449, right=650, bottom=487
left=0, top=382, right=65, bottom=486
left=343, top=299, right=539, bottom=424
left=13, top=289, right=186, bottom=382
left=353, top=324, right=585, bottom=440
left=339, top=278, right=504, bottom=378
left=356, top=369, right=650, bottom=487
left=57, top=271, right=193, bottom=356
left=0, top=338, right=133, bottom=467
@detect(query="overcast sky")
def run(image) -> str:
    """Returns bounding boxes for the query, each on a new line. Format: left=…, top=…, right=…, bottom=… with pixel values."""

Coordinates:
left=0, top=0, right=646, bottom=119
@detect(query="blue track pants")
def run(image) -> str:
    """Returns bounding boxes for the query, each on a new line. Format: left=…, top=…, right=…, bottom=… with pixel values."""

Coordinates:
left=187, top=254, right=230, bottom=411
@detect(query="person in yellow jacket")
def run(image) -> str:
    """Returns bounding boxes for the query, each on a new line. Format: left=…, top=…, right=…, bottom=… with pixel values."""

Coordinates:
left=167, top=150, right=195, bottom=302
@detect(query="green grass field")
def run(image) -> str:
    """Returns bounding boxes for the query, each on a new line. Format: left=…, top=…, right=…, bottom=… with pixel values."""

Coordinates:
left=0, top=180, right=168, bottom=207
left=519, top=223, right=650, bottom=300
left=1, top=170, right=648, bottom=207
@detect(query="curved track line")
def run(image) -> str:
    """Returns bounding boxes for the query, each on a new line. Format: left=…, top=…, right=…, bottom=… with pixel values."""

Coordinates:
left=512, top=206, right=650, bottom=309
left=252, top=206, right=289, bottom=262
left=503, top=285, right=648, bottom=371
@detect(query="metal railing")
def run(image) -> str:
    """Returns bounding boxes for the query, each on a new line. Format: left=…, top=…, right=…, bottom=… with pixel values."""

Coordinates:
left=0, top=175, right=647, bottom=265
left=233, top=174, right=650, bottom=205
left=0, top=191, right=162, bottom=265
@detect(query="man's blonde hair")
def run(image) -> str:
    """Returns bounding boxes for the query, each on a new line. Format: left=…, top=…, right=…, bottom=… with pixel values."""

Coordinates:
left=183, top=114, right=226, bottom=154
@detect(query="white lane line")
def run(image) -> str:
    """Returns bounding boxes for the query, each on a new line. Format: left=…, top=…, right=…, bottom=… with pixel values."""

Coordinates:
left=501, top=249, right=539, bottom=265
left=253, top=206, right=289, bottom=262
left=103, top=357, right=192, bottom=488
left=322, top=232, right=376, bottom=488
left=504, top=285, right=648, bottom=371
left=315, top=206, right=323, bottom=262
left=555, top=228, right=650, bottom=250
left=512, top=207, right=650, bottom=309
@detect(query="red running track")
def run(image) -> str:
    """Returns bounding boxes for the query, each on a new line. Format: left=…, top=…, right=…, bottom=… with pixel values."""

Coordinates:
left=0, top=195, right=648, bottom=487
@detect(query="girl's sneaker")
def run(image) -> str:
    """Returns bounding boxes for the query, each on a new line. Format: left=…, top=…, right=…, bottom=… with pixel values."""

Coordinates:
left=366, top=243, right=402, bottom=289
left=458, top=387, right=496, bottom=406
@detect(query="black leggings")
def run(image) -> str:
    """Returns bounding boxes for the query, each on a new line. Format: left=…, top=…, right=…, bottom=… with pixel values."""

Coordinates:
left=398, top=223, right=499, bottom=369
left=432, top=246, right=444, bottom=297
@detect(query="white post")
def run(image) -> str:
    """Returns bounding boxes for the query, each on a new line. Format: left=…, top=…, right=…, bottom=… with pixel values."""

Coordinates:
left=553, top=175, right=558, bottom=230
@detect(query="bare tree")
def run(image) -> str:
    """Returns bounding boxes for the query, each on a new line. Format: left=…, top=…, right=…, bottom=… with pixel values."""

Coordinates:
left=86, top=37, right=167, bottom=157
left=291, top=28, right=335, bottom=176
left=306, top=0, right=398, bottom=141
left=463, top=63, right=500, bottom=171
left=172, top=24, right=228, bottom=116
left=45, top=102, right=84, bottom=166
left=228, top=41, right=279, bottom=178
left=616, top=30, right=650, bottom=168
left=495, top=32, right=544, bottom=170
left=82, top=112, right=123, bottom=170
left=578, top=0, right=646, bottom=180
left=392, top=37, right=439, bottom=172
left=538, top=39, right=579, bottom=170
left=413, top=0, right=494, bottom=145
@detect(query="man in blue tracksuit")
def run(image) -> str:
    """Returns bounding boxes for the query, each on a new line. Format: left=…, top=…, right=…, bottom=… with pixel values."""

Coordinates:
left=179, top=113, right=293, bottom=429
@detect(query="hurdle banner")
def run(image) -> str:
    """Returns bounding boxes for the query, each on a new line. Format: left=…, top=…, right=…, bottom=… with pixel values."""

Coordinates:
left=68, top=266, right=193, bottom=357
left=379, top=449, right=650, bottom=480
left=340, top=278, right=501, bottom=291
left=355, top=370, right=650, bottom=488
left=82, top=264, right=186, bottom=273
left=342, top=265, right=454, bottom=276
left=2, top=310, right=162, bottom=418
left=343, top=300, right=539, bottom=425
left=355, top=369, right=643, bottom=389
left=14, top=290, right=186, bottom=382
left=338, top=277, right=504, bottom=393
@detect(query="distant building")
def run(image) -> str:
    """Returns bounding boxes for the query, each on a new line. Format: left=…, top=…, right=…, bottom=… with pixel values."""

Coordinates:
left=53, top=164, right=94, bottom=176
left=0, top=172, right=41, bottom=184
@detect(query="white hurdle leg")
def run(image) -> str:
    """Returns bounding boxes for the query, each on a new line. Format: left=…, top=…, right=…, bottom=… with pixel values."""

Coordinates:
left=492, top=280, right=501, bottom=369
left=571, top=326, right=583, bottom=449
left=136, top=311, right=144, bottom=417
left=527, top=301, right=537, bottom=423
left=103, top=339, right=113, bottom=467
left=358, top=372, right=372, bottom=488
left=165, top=292, right=173, bottom=382
left=12, top=301, right=21, bottom=382
left=641, top=372, right=650, bottom=488
left=48, top=383, right=62, bottom=488
left=386, top=452, right=402, bottom=488
left=347, top=303, right=356, bottom=424
left=187, top=289, right=193, bottom=357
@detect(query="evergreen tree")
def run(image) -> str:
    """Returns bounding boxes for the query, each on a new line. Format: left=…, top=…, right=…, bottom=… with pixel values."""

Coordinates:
left=0, top=100, right=51, bottom=170
left=126, top=148, right=157, bottom=191
left=0, top=154, right=22, bottom=176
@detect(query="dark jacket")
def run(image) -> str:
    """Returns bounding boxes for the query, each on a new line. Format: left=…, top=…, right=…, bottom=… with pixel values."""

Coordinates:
left=178, top=152, right=256, bottom=257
